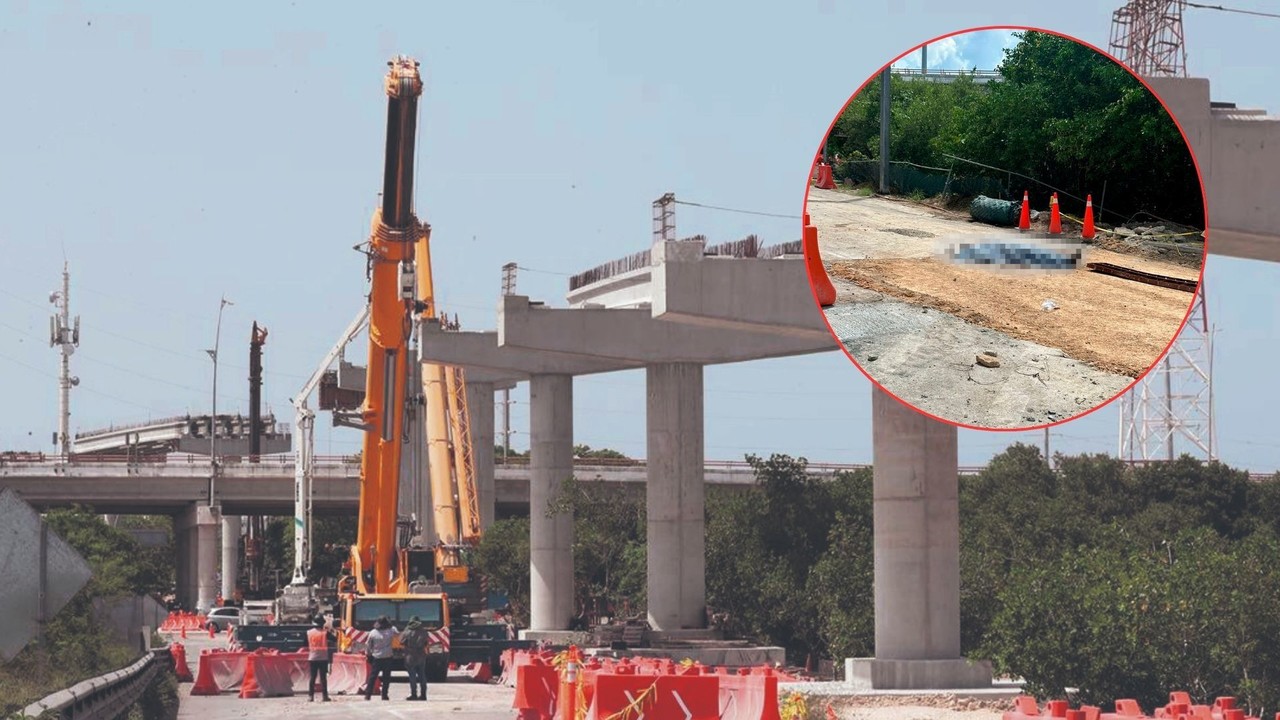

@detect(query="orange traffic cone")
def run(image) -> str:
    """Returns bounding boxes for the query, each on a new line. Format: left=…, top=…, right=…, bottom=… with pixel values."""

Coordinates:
left=1018, top=190, right=1031, bottom=231
left=558, top=646, right=582, bottom=720
left=1082, top=194, right=1096, bottom=239
left=1048, top=193, right=1062, bottom=235
left=803, top=223, right=837, bottom=307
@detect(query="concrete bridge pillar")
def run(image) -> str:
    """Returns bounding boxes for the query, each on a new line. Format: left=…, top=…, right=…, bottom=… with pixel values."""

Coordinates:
left=646, top=362, right=706, bottom=631
left=176, top=503, right=220, bottom=614
left=847, top=388, right=991, bottom=689
left=528, top=374, right=574, bottom=631
left=174, top=513, right=191, bottom=610
left=220, top=515, right=240, bottom=602
left=466, top=380, right=497, bottom=531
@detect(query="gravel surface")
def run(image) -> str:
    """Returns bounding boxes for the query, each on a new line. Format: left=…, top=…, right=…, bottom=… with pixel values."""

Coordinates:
left=808, top=188, right=1200, bottom=428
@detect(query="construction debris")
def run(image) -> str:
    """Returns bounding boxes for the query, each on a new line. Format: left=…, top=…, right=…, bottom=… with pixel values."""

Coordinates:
left=976, top=352, right=1001, bottom=368
left=1086, top=262, right=1198, bottom=293
left=968, top=195, right=1022, bottom=227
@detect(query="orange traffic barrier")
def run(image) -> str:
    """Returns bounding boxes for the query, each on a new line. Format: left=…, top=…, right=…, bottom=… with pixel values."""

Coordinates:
left=514, top=657, right=558, bottom=720
left=1049, top=193, right=1062, bottom=234
left=238, top=652, right=265, bottom=699
left=190, top=651, right=222, bottom=695
left=1004, top=695, right=1042, bottom=720
left=1049, top=700, right=1070, bottom=718
left=1082, top=193, right=1096, bottom=239
left=169, top=643, right=194, bottom=682
left=803, top=224, right=836, bottom=308
left=718, top=671, right=783, bottom=720
left=814, top=163, right=836, bottom=190
left=1018, top=190, right=1032, bottom=231
left=464, top=661, right=493, bottom=683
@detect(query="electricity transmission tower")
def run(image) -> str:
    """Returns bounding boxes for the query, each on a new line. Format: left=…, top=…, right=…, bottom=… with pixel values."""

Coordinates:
left=1110, top=0, right=1215, bottom=462
left=1108, top=0, right=1189, bottom=77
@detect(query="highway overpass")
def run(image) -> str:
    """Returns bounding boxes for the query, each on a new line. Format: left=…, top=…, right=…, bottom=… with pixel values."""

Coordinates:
left=0, top=454, right=895, bottom=518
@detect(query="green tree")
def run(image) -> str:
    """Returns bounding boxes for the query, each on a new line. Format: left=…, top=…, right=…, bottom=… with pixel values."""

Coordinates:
left=705, top=455, right=852, bottom=665
left=806, top=468, right=874, bottom=661
left=573, top=444, right=631, bottom=460
left=547, top=477, right=646, bottom=625
left=472, top=518, right=531, bottom=625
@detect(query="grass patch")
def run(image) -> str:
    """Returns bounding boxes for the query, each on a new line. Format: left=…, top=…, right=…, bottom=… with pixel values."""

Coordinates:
left=0, top=608, right=139, bottom=715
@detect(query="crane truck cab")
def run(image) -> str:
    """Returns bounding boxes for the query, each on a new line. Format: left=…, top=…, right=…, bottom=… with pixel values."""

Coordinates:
left=338, top=593, right=452, bottom=682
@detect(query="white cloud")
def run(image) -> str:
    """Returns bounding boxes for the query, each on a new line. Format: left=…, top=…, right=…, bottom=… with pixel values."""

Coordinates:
left=891, top=35, right=977, bottom=72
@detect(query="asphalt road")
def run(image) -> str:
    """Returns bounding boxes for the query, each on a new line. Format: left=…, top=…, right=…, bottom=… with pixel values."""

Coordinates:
left=171, top=630, right=518, bottom=719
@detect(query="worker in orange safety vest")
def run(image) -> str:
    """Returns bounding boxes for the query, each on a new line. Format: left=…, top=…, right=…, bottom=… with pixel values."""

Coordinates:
left=306, top=616, right=335, bottom=702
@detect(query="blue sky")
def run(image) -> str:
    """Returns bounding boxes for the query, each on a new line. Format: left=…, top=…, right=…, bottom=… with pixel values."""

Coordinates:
left=892, top=29, right=1020, bottom=71
left=1, top=1, right=1277, bottom=471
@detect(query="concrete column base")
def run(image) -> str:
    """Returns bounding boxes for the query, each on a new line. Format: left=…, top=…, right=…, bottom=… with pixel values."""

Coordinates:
left=845, top=657, right=993, bottom=691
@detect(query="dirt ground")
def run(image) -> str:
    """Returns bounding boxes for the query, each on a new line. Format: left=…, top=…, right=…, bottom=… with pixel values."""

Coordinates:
left=173, top=632, right=514, bottom=719
left=796, top=690, right=1010, bottom=720
left=807, top=188, right=1202, bottom=427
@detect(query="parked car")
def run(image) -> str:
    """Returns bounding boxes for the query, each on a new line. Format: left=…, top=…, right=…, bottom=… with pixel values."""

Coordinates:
left=206, top=606, right=243, bottom=632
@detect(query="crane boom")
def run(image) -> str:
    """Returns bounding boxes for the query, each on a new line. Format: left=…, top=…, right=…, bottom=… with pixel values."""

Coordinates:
left=288, top=304, right=369, bottom=586
left=350, top=55, right=426, bottom=596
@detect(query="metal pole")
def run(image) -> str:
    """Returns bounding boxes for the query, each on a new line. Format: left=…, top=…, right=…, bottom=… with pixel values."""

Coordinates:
left=59, top=267, right=70, bottom=458
left=1164, top=356, right=1174, bottom=461
left=1043, top=427, right=1050, bottom=467
left=1208, top=323, right=1216, bottom=461
left=879, top=66, right=891, bottom=193
left=503, top=393, right=512, bottom=456
left=208, top=297, right=232, bottom=507
left=50, top=262, right=79, bottom=459
left=37, top=520, right=48, bottom=644
left=921, top=43, right=928, bottom=76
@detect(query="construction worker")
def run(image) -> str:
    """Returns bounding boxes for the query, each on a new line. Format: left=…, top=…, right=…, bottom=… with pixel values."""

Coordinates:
left=363, top=616, right=396, bottom=701
left=398, top=616, right=429, bottom=701
left=306, top=616, right=334, bottom=702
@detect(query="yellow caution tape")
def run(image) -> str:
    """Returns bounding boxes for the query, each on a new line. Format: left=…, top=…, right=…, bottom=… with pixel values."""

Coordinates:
left=1058, top=212, right=1203, bottom=240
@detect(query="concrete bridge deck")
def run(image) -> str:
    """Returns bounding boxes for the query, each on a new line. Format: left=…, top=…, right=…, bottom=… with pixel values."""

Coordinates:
left=2, top=455, right=1267, bottom=518
left=0, top=455, right=899, bottom=517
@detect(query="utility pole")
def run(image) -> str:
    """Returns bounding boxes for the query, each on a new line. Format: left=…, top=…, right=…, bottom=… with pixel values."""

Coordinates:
left=206, top=297, right=233, bottom=507
left=878, top=66, right=891, bottom=193
left=48, top=262, right=80, bottom=459
left=500, top=263, right=518, bottom=460
left=248, top=323, right=267, bottom=462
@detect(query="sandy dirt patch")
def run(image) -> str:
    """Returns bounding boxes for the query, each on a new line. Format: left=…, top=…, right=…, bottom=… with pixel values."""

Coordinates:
left=806, top=189, right=1202, bottom=426
left=827, top=249, right=1194, bottom=378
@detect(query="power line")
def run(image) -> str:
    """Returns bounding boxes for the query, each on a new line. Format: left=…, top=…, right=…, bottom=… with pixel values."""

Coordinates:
left=672, top=199, right=801, bottom=220
left=1186, top=2, right=1280, bottom=19
left=516, top=265, right=573, bottom=277
left=0, top=350, right=157, bottom=412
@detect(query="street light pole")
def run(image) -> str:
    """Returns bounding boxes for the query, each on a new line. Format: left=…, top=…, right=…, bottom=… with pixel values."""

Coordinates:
left=206, top=296, right=233, bottom=507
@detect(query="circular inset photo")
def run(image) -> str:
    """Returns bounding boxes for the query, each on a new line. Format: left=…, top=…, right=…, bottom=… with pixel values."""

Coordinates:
left=803, top=26, right=1207, bottom=431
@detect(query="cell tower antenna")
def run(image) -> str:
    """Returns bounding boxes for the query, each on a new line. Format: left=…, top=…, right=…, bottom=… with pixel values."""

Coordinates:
left=49, top=262, right=80, bottom=458
left=1109, top=0, right=1189, bottom=77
